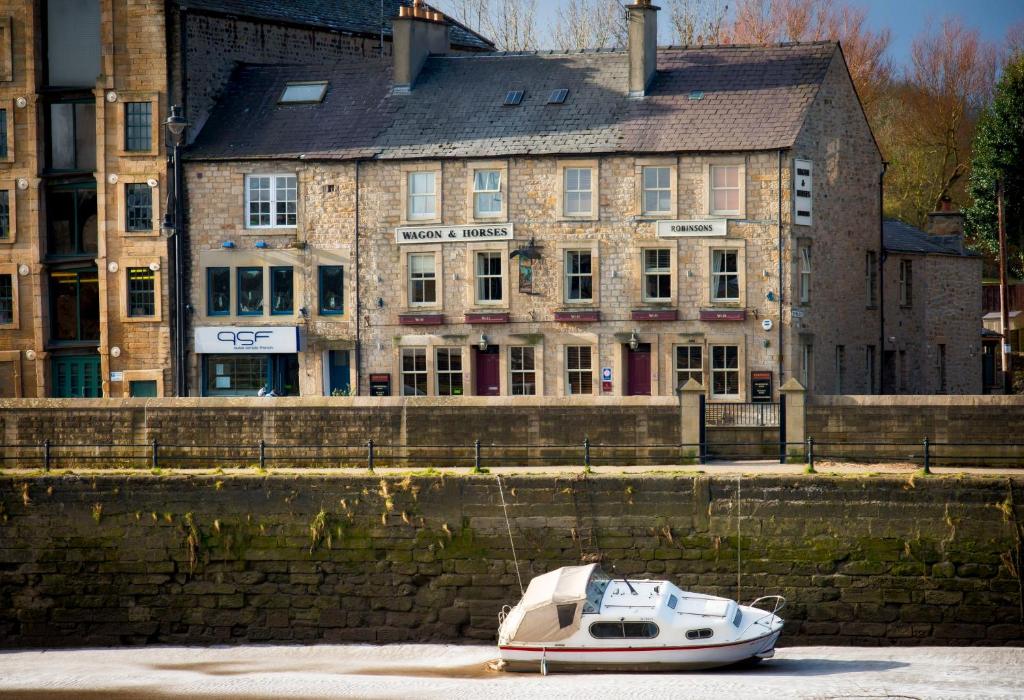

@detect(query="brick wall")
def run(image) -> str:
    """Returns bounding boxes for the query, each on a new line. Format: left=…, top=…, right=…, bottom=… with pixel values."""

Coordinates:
left=0, top=473, right=1020, bottom=648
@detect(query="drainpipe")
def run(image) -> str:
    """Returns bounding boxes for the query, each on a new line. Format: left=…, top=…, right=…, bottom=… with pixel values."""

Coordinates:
left=878, top=161, right=887, bottom=395
left=354, top=160, right=362, bottom=395
left=777, top=149, right=785, bottom=389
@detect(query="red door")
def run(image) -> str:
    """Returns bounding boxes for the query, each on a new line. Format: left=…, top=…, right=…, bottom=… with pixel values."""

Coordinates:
left=626, top=344, right=652, bottom=396
left=475, top=346, right=500, bottom=396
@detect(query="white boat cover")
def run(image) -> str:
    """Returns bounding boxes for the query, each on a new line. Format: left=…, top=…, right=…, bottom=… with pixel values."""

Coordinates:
left=505, top=564, right=598, bottom=644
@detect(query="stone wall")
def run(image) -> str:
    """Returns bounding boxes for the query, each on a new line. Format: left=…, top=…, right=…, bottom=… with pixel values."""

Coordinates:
left=0, top=474, right=1020, bottom=648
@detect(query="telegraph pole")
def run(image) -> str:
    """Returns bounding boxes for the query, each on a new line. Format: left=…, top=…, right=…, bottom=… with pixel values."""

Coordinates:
left=998, top=179, right=1011, bottom=393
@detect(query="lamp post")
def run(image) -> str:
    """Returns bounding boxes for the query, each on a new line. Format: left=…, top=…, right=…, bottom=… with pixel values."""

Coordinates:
left=164, top=105, right=189, bottom=396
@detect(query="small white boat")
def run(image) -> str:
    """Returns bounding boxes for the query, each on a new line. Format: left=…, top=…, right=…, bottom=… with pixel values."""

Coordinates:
left=496, top=564, right=784, bottom=673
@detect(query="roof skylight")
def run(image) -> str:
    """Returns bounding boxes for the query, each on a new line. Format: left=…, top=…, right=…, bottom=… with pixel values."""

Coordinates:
left=547, top=88, right=569, bottom=104
left=504, top=90, right=524, bottom=106
left=280, top=81, right=328, bottom=104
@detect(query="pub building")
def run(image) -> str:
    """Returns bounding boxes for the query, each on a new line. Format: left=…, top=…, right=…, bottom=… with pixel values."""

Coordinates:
left=182, top=0, right=973, bottom=399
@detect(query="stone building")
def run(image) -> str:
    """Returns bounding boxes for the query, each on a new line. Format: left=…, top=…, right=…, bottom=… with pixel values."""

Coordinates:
left=183, top=1, right=905, bottom=399
left=0, top=0, right=490, bottom=398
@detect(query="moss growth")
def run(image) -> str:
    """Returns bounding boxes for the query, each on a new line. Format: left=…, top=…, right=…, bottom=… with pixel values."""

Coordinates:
left=91, top=503, right=103, bottom=524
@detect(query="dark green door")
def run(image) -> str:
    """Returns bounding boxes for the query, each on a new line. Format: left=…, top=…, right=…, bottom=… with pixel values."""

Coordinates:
left=52, top=355, right=102, bottom=397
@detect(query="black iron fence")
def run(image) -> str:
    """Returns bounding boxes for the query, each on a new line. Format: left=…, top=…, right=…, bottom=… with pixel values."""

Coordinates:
left=2, top=437, right=1024, bottom=471
left=705, top=402, right=780, bottom=427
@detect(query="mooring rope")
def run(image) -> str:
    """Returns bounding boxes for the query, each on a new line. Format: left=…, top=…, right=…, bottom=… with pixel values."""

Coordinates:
left=497, top=475, right=524, bottom=595
left=737, top=475, right=742, bottom=604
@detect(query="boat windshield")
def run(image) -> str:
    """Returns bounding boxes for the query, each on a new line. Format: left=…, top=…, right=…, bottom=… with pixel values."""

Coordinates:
left=582, top=568, right=611, bottom=614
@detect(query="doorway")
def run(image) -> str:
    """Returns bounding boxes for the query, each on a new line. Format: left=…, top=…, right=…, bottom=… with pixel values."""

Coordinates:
left=328, top=350, right=350, bottom=395
left=475, top=346, right=500, bottom=396
left=626, top=343, right=652, bottom=396
left=52, top=354, right=102, bottom=397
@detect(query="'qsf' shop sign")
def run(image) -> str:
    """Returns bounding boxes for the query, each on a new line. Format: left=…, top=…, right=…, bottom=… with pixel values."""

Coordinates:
left=395, top=223, right=514, bottom=244
left=194, top=327, right=300, bottom=353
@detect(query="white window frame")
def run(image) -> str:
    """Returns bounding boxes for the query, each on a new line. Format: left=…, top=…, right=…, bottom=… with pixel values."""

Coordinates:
left=564, top=249, right=594, bottom=304
left=710, top=344, right=740, bottom=398
left=472, top=169, right=503, bottom=218
left=641, top=166, right=672, bottom=216
left=435, top=347, right=463, bottom=396
left=643, top=248, right=672, bottom=302
left=675, top=345, right=703, bottom=390
left=709, top=164, right=741, bottom=216
left=400, top=347, right=428, bottom=396
left=245, top=174, right=297, bottom=229
left=899, top=259, right=913, bottom=307
left=407, top=171, right=437, bottom=221
left=565, top=345, right=593, bottom=395
left=563, top=166, right=593, bottom=217
left=509, top=346, right=537, bottom=396
left=799, top=245, right=811, bottom=304
left=711, top=249, right=740, bottom=303
left=475, top=251, right=504, bottom=305
left=408, top=252, right=437, bottom=306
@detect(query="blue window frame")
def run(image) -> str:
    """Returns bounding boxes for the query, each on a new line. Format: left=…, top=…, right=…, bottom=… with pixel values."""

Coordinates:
left=206, top=267, right=229, bottom=316
left=318, top=265, right=344, bottom=315
left=237, top=267, right=263, bottom=315
left=270, top=266, right=293, bottom=315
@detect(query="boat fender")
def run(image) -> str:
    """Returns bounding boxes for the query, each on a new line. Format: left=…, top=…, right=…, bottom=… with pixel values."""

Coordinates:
left=541, top=649, right=548, bottom=676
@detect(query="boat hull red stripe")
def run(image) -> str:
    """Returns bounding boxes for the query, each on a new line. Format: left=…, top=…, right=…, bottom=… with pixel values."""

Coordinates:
left=500, top=632, right=777, bottom=654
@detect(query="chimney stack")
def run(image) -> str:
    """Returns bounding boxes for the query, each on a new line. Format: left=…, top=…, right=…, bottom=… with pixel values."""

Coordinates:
left=392, top=0, right=450, bottom=93
left=627, top=1, right=659, bottom=98
left=926, top=196, right=965, bottom=237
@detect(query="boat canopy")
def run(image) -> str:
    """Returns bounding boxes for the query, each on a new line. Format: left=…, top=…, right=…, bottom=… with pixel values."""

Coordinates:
left=505, top=564, right=599, bottom=643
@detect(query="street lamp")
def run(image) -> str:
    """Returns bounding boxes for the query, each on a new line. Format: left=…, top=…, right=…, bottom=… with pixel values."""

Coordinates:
left=628, top=330, right=640, bottom=351
left=165, top=104, right=189, bottom=396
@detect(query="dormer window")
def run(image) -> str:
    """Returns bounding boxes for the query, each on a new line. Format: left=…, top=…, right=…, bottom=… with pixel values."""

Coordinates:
left=279, top=81, right=328, bottom=104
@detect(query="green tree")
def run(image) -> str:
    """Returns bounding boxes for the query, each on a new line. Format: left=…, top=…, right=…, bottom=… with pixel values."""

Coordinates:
left=964, top=56, right=1024, bottom=277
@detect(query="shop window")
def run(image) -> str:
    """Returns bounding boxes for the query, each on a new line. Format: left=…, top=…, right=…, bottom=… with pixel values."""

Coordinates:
left=0, top=190, right=9, bottom=240
left=126, top=267, right=155, bottom=317
left=709, top=165, right=740, bottom=216
left=643, top=249, right=671, bottom=302
left=473, top=169, right=502, bottom=218
left=510, top=346, right=536, bottom=395
left=236, top=267, right=263, bottom=315
left=711, top=249, right=739, bottom=302
left=124, top=102, right=152, bottom=152
left=436, top=347, right=463, bottom=396
left=408, top=253, right=436, bottom=305
left=207, top=267, right=230, bottom=316
left=205, top=355, right=268, bottom=396
left=270, top=266, right=293, bottom=315
left=245, top=174, right=297, bottom=228
left=865, top=251, right=877, bottom=307
left=0, top=273, right=12, bottom=325
left=564, top=167, right=593, bottom=216
left=125, top=183, right=153, bottom=232
left=401, top=347, right=427, bottom=396
left=565, top=250, right=593, bottom=303
left=899, top=259, right=913, bottom=307
left=46, top=0, right=100, bottom=87
left=799, top=245, right=811, bottom=303
left=675, top=345, right=702, bottom=389
left=49, top=268, right=99, bottom=341
left=407, top=171, right=436, bottom=221
left=711, top=345, right=739, bottom=398
left=476, top=252, right=503, bottom=304
left=46, top=183, right=97, bottom=257
left=318, top=265, right=344, bottom=315
left=47, top=101, right=96, bottom=172
left=642, top=166, right=671, bottom=215
left=566, top=346, right=592, bottom=395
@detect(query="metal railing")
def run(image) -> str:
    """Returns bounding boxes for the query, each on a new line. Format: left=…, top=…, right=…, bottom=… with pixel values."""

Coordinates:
left=705, top=402, right=780, bottom=427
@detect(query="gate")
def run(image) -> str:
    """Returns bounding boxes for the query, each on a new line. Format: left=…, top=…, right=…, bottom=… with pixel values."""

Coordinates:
left=703, top=401, right=781, bottom=461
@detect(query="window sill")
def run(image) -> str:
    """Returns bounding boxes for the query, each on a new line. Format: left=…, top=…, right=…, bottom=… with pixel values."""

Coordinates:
left=401, top=218, right=442, bottom=226
left=123, top=316, right=160, bottom=323
left=242, top=227, right=298, bottom=234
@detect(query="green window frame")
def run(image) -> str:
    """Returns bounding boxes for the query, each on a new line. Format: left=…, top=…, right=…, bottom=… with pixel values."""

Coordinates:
left=51, top=355, right=102, bottom=398
left=124, top=102, right=152, bottom=151
left=318, top=265, right=344, bottom=315
left=237, top=267, right=263, bottom=316
left=126, top=267, right=155, bottom=317
left=206, top=267, right=230, bottom=316
left=270, top=266, right=294, bottom=315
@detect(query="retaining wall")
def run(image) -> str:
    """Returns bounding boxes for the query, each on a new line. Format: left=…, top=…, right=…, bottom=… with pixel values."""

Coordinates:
left=1, top=474, right=1021, bottom=648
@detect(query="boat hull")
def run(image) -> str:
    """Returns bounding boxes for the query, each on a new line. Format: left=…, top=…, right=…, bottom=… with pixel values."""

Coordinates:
left=498, top=629, right=781, bottom=673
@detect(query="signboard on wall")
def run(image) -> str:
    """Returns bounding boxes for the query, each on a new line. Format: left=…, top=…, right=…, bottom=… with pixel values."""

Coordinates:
left=751, top=371, right=773, bottom=403
left=369, top=373, right=392, bottom=397
left=194, top=327, right=299, bottom=354
left=395, top=223, right=514, bottom=244
left=656, top=219, right=727, bottom=238
left=793, top=158, right=813, bottom=226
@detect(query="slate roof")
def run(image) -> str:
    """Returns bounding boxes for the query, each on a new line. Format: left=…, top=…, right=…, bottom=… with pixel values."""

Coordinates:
left=186, top=42, right=838, bottom=162
left=176, top=0, right=494, bottom=50
left=883, top=219, right=975, bottom=257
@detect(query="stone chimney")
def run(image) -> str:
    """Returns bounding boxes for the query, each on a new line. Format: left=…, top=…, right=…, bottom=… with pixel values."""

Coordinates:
left=627, top=1, right=659, bottom=98
left=926, top=196, right=965, bottom=237
left=392, top=0, right=450, bottom=93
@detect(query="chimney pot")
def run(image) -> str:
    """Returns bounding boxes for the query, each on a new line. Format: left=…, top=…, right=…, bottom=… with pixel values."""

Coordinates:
left=392, top=2, right=450, bottom=92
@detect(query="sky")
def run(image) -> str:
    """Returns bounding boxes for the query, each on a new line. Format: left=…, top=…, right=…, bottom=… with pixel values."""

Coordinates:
left=440, top=0, right=1024, bottom=71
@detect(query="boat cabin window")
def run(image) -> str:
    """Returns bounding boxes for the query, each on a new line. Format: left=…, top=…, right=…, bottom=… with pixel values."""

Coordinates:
left=686, top=628, right=714, bottom=640
left=733, top=608, right=742, bottom=627
left=556, top=603, right=577, bottom=629
left=582, top=569, right=611, bottom=614
left=589, top=621, right=659, bottom=639
left=667, top=594, right=678, bottom=610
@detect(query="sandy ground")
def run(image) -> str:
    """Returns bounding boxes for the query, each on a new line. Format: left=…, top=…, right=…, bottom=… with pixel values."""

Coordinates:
left=0, top=644, right=1022, bottom=699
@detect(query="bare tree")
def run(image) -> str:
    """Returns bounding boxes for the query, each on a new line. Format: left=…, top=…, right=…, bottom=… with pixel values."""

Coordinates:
left=432, top=0, right=539, bottom=51
left=550, top=0, right=628, bottom=51
left=665, top=0, right=731, bottom=45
